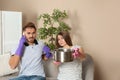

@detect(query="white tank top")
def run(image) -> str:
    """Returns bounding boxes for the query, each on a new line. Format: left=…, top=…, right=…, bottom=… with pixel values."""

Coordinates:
left=57, top=45, right=82, bottom=80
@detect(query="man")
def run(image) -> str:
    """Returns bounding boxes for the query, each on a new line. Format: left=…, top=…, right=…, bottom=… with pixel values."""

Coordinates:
left=9, top=22, right=52, bottom=80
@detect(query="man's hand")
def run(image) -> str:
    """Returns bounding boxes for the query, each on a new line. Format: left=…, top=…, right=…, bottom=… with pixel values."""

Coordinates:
left=15, top=35, right=26, bottom=57
left=43, top=45, right=52, bottom=58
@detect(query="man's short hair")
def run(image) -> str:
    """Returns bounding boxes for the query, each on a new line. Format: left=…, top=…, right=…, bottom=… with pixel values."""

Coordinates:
left=23, top=22, right=36, bottom=31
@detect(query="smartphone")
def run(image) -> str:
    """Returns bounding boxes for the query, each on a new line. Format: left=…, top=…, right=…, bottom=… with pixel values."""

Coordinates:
left=22, top=32, right=29, bottom=46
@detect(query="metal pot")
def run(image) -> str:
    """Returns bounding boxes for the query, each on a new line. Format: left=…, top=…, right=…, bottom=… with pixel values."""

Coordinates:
left=52, top=48, right=74, bottom=62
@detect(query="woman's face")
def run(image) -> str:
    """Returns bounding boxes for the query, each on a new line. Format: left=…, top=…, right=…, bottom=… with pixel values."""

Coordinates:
left=57, top=35, right=67, bottom=47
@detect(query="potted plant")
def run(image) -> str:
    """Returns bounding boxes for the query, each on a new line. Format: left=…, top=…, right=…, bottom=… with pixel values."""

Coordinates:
left=37, top=9, right=71, bottom=50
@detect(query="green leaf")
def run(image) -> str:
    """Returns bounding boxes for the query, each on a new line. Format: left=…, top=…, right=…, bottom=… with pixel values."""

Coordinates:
left=48, top=43, right=56, bottom=50
left=37, top=9, right=71, bottom=50
left=48, top=27, right=57, bottom=35
left=37, top=27, right=48, bottom=39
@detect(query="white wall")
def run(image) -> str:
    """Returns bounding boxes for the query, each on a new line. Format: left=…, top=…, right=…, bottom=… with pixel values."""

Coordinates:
left=0, top=0, right=120, bottom=80
left=0, top=11, right=22, bottom=76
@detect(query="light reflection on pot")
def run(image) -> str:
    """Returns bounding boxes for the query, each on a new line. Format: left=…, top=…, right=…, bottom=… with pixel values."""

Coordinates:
left=52, top=48, right=74, bottom=62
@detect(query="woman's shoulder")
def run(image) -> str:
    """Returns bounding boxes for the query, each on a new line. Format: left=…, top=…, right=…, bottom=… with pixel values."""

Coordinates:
left=71, top=45, right=81, bottom=49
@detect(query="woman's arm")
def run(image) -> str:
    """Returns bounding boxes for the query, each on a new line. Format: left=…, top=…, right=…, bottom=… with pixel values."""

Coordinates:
left=79, top=47, right=86, bottom=60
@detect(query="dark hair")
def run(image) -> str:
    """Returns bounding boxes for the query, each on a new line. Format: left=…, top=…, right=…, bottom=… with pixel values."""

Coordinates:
left=56, top=31, right=73, bottom=48
left=23, top=22, right=36, bottom=31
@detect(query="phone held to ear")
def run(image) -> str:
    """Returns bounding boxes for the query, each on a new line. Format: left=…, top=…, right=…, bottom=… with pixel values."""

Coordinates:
left=21, top=33, right=28, bottom=46
left=22, top=32, right=25, bottom=36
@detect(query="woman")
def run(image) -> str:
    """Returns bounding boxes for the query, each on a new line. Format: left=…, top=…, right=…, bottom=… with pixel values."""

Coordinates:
left=54, top=31, right=86, bottom=80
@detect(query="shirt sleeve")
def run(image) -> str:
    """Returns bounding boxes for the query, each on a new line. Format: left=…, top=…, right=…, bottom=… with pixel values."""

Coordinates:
left=38, top=40, right=45, bottom=54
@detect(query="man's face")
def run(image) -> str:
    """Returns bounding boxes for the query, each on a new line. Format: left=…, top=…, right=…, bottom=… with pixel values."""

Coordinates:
left=23, top=28, right=36, bottom=44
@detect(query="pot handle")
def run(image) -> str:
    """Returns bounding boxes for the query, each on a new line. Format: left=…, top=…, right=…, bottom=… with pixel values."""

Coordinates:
left=50, top=49, right=57, bottom=59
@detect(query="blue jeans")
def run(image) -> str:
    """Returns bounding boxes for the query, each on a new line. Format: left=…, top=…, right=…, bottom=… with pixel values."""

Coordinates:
left=9, top=75, right=46, bottom=80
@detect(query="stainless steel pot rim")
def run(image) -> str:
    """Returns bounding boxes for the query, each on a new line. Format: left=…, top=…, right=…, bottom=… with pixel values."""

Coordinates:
left=52, top=48, right=74, bottom=62
left=56, top=48, right=74, bottom=52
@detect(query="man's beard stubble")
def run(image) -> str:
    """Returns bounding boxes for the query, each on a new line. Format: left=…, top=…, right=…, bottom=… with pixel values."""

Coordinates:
left=27, top=37, right=35, bottom=43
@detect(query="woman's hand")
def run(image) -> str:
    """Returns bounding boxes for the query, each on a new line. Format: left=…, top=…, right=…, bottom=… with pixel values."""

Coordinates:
left=72, top=48, right=80, bottom=59
left=53, top=61, right=61, bottom=66
left=72, top=47, right=86, bottom=60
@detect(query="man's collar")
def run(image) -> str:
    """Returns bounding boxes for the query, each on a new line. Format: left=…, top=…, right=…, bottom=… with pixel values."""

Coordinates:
left=24, top=39, right=38, bottom=46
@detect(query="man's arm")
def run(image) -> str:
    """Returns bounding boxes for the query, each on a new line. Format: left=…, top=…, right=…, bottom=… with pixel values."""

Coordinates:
left=42, top=54, right=48, bottom=60
left=9, top=55, right=21, bottom=69
left=9, top=36, right=26, bottom=69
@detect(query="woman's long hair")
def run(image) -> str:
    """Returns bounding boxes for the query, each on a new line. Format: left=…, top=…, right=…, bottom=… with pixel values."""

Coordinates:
left=55, top=31, right=73, bottom=48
